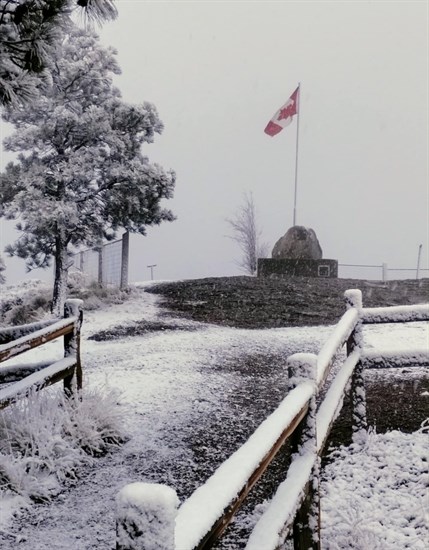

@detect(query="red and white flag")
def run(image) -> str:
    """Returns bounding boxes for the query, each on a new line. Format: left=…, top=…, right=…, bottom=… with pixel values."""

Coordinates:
left=264, top=86, right=299, bottom=137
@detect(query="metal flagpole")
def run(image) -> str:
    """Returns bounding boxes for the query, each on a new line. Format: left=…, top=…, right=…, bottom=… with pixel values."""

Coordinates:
left=293, top=82, right=301, bottom=226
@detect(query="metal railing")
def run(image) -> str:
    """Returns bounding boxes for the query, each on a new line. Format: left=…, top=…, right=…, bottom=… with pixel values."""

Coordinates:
left=339, top=262, right=429, bottom=281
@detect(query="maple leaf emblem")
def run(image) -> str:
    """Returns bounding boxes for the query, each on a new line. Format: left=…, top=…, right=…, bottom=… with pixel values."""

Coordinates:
left=278, top=101, right=295, bottom=121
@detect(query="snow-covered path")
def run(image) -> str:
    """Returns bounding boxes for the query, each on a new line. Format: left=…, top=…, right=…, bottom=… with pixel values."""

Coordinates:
left=0, top=285, right=427, bottom=549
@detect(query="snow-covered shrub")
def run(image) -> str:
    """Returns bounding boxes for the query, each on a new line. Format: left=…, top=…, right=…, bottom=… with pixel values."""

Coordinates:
left=321, top=426, right=429, bottom=549
left=68, top=282, right=138, bottom=311
left=2, top=293, right=52, bottom=326
left=0, top=387, right=127, bottom=505
left=62, top=387, right=127, bottom=456
left=0, top=279, right=138, bottom=327
left=0, top=282, right=52, bottom=326
left=67, top=269, right=88, bottom=292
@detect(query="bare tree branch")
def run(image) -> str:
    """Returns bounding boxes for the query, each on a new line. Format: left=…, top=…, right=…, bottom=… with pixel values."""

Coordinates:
left=226, top=192, right=269, bottom=276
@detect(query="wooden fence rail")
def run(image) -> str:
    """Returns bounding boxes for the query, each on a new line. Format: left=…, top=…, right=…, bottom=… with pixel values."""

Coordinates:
left=0, top=299, right=83, bottom=410
left=115, top=289, right=428, bottom=550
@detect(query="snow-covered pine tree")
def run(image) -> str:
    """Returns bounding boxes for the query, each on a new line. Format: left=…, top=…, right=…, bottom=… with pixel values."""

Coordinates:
left=0, top=0, right=117, bottom=106
left=0, top=27, right=176, bottom=315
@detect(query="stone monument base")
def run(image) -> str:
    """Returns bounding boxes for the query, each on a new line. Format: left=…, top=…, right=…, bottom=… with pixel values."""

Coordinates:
left=257, top=258, right=338, bottom=279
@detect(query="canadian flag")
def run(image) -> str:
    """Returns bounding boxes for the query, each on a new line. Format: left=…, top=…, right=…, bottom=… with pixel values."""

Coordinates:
left=264, top=86, right=299, bottom=137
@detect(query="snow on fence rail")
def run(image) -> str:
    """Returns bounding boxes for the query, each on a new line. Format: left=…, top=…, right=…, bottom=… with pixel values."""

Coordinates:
left=116, top=290, right=429, bottom=550
left=0, top=299, right=83, bottom=410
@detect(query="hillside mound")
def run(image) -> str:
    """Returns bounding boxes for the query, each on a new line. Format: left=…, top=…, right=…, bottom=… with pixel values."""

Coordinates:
left=147, top=276, right=429, bottom=328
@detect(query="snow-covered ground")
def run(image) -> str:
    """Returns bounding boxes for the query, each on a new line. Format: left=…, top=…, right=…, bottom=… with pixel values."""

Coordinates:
left=0, top=283, right=427, bottom=549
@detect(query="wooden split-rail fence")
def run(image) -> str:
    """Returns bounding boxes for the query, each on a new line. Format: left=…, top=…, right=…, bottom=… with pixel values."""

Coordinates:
left=115, top=289, right=429, bottom=550
left=0, top=299, right=83, bottom=410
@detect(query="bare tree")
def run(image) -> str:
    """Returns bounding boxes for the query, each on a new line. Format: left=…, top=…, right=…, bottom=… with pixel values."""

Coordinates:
left=226, top=192, right=269, bottom=275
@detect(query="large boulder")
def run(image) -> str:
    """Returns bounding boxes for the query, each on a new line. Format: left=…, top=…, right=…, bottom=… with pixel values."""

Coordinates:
left=272, top=226, right=323, bottom=260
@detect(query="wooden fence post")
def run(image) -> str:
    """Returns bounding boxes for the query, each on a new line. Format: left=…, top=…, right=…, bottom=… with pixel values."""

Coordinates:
left=98, top=246, right=104, bottom=287
left=116, top=482, right=179, bottom=550
left=120, top=231, right=130, bottom=290
left=344, top=290, right=367, bottom=443
left=287, top=353, right=320, bottom=550
left=63, top=299, right=83, bottom=397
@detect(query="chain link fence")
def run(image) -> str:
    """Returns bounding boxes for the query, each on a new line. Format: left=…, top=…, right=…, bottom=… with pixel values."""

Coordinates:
left=338, top=263, right=429, bottom=281
left=70, top=232, right=129, bottom=289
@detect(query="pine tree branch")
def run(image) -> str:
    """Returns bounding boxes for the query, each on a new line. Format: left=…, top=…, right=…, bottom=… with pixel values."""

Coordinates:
left=74, top=179, right=125, bottom=203
left=4, top=41, right=28, bottom=53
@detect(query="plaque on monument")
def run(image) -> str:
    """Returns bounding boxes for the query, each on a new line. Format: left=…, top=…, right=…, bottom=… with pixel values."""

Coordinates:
left=258, top=226, right=338, bottom=278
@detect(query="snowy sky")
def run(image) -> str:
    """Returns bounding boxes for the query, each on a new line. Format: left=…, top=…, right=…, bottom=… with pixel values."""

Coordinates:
left=0, top=0, right=428, bottom=284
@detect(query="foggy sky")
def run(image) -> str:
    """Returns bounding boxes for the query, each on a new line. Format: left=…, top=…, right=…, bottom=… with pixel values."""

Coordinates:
left=1, top=0, right=428, bottom=284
